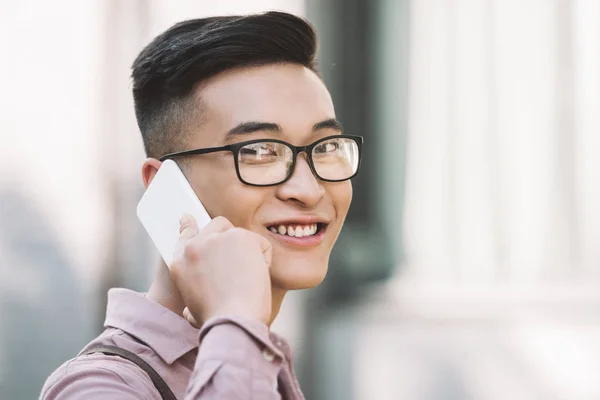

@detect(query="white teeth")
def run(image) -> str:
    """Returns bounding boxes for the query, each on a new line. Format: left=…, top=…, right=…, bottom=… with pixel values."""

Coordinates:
left=270, top=223, right=321, bottom=237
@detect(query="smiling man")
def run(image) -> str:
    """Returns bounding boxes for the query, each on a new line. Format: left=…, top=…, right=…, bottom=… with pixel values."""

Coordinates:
left=41, top=11, right=361, bottom=400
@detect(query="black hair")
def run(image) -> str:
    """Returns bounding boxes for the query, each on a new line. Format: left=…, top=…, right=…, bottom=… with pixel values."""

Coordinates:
left=131, top=11, right=319, bottom=158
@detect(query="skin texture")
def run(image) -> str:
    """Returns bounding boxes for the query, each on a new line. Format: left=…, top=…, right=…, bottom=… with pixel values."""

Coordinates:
left=144, top=63, right=353, bottom=326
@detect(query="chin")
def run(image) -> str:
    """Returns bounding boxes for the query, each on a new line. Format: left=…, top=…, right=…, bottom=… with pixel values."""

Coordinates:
left=270, top=255, right=329, bottom=290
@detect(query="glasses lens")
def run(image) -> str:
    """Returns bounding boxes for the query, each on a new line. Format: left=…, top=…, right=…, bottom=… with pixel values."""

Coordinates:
left=238, top=141, right=293, bottom=185
left=311, top=137, right=360, bottom=181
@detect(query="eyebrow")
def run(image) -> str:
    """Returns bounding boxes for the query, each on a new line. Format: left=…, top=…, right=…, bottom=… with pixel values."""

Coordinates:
left=225, top=121, right=281, bottom=140
left=225, top=118, right=343, bottom=141
left=313, top=118, right=343, bottom=132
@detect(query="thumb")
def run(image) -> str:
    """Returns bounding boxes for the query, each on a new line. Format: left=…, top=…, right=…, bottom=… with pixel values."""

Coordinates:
left=258, top=235, right=272, bottom=266
left=179, top=213, right=199, bottom=241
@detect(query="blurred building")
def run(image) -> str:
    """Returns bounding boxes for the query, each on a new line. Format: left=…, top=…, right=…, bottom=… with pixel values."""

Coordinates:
left=1, top=0, right=600, bottom=399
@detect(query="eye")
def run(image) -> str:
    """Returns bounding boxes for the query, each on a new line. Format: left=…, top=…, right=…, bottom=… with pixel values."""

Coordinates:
left=238, top=142, right=287, bottom=165
left=240, top=143, right=278, bottom=156
left=314, top=140, right=341, bottom=154
left=257, top=145, right=277, bottom=156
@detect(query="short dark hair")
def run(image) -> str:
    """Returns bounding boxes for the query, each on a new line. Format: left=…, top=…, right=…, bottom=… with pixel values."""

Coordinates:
left=131, top=11, right=319, bottom=158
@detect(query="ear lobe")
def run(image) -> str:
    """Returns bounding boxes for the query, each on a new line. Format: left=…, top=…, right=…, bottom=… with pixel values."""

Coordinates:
left=142, top=158, right=162, bottom=189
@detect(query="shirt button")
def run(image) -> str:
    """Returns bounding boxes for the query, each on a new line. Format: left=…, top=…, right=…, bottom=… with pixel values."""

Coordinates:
left=262, top=348, right=276, bottom=362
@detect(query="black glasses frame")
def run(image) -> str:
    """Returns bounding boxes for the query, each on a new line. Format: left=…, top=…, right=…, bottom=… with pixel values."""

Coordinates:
left=159, top=134, right=364, bottom=187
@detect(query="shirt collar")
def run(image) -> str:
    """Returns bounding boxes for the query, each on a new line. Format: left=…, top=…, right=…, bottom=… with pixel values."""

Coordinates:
left=104, top=288, right=200, bottom=365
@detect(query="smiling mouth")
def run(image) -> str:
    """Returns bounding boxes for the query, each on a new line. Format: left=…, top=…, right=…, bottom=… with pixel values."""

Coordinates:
left=267, top=223, right=327, bottom=238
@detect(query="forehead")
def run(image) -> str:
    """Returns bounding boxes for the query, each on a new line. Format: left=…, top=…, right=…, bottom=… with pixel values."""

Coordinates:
left=193, top=64, right=335, bottom=145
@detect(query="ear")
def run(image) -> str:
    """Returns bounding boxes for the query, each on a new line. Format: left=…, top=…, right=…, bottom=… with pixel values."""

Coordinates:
left=141, top=158, right=162, bottom=189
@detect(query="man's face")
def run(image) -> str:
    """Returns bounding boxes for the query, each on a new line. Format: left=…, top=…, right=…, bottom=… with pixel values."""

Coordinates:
left=177, top=64, right=352, bottom=291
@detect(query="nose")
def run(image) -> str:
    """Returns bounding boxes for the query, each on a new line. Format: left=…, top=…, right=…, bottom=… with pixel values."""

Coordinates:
left=276, top=153, right=325, bottom=207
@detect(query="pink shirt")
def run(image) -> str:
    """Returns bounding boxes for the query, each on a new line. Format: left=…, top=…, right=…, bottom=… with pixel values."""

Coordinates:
left=40, top=289, right=304, bottom=399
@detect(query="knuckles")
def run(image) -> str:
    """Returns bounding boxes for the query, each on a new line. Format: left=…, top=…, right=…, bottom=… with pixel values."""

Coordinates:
left=169, top=257, right=185, bottom=280
left=211, top=216, right=234, bottom=230
left=171, top=239, right=206, bottom=277
left=225, top=227, right=260, bottom=245
left=173, top=226, right=264, bottom=274
left=182, top=239, right=204, bottom=263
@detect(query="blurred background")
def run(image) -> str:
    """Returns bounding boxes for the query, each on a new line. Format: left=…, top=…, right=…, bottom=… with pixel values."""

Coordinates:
left=1, top=0, right=599, bottom=399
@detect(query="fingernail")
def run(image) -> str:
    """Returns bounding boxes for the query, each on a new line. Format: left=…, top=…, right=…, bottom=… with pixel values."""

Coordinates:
left=179, top=213, right=190, bottom=226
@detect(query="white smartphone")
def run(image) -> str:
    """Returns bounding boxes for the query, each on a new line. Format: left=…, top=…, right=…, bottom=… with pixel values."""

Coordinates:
left=137, top=159, right=212, bottom=268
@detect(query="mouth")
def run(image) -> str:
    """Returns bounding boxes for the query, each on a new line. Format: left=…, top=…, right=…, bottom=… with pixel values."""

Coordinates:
left=265, top=219, right=329, bottom=246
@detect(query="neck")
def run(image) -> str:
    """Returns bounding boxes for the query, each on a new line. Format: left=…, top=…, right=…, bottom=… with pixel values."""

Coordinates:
left=146, top=262, right=186, bottom=317
left=269, top=286, right=287, bottom=326
left=146, top=262, right=287, bottom=327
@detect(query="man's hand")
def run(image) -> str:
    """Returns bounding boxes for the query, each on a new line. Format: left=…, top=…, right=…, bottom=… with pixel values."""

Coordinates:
left=171, top=214, right=273, bottom=327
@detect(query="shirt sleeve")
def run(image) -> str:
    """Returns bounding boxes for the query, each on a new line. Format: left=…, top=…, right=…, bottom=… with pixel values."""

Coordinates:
left=39, top=355, right=161, bottom=400
left=184, top=316, right=284, bottom=399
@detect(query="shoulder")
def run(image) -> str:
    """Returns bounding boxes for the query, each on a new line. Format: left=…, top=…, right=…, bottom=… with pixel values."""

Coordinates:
left=40, top=331, right=160, bottom=400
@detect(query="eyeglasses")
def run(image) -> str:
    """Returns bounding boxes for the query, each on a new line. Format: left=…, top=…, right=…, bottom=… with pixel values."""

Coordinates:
left=159, top=134, right=363, bottom=187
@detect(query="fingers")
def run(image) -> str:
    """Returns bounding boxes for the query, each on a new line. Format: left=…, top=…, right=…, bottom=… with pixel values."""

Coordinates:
left=179, top=213, right=199, bottom=241
left=183, top=307, right=200, bottom=328
left=174, top=215, right=234, bottom=268
left=225, top=228, right=272, bottom=266
left=199, top=216, right=234, bottom=237
left=257, top=235, right=272, bottom=266
left=179, top=215, right=233, bottom=242
left=178, top=216, right=270, bottom=267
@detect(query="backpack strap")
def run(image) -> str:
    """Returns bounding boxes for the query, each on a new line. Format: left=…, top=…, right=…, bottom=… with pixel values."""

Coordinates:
left=84, top=345, right=177, bottom=400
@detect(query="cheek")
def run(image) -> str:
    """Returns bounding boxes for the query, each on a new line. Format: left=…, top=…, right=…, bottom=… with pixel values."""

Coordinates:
left=190, top=165, right=266, bottom=228
left=217, top=188, right=265, bottom=228
left=330, top=181, right=353, bottom=221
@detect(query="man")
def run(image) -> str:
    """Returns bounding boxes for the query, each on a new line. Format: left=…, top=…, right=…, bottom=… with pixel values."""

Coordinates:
left=41, top=11, right=362, bottom=399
